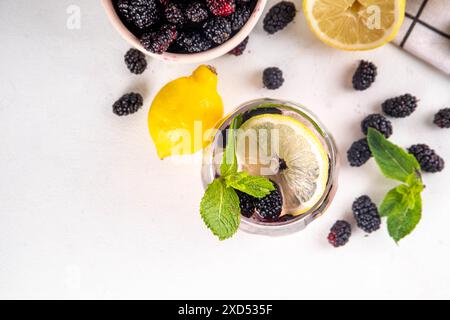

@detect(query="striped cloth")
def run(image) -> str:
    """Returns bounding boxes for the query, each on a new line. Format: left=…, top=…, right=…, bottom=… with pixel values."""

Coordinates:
left=393, top=0, right=450, bottom=74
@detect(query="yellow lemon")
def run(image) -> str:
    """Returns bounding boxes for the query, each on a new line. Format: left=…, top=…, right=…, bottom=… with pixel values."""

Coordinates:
left=149, top=65, right=224, bottom=159
left=303, top=0, right=406, bottom=50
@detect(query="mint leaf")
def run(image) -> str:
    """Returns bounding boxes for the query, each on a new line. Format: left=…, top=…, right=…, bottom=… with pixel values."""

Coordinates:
left=220, top=116, right=242, bottom=177
left=200, top=179, right=240, bottom=240
left=225, top=171, right=275, bottom=198
left=387, top=193, right=422, bottom=243
left=380, top=185, right=417, bottom=216
left=367, top=128, right=421, bottom=183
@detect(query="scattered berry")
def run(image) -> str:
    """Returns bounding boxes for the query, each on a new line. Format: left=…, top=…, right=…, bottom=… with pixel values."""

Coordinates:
left=203, top=16, right=232, bottom=44
left=352, top=195, right=381, bottom=233
left=175, top=32, right=213, bottom=53
left=124, top=48, right=147, bottom=74
left=263, top=1, right=296, bottom=34
left=185, top=1, right=209, bottom=23
left=140, top=24, right=178, bottom=54
left=408, top=144, right=445, bottom=173
left=228, top=36, right=249, bottom=56
left=328, top=220, right=351, bottom=248
left=206, top=0, right=236, bottom=17
left=347, top=138, right=372, bottom=167
left=230, top=5, right=251, bottom=31
left=255, top=183, right=283, bottom=220
left=361, top=113, right=393, bottom=138
left=262, top=67, right=284, bottom=90
left=433, top=108, right=450, bottom=129
left=113, top=92, right=143, bottom=116
left=117, top=0, right=161, bottom=30
left=236, top=190, right=256, bottom=218
left=352, top=60, right=377, bottom=91
left=382, top=94, right=418, bottom=118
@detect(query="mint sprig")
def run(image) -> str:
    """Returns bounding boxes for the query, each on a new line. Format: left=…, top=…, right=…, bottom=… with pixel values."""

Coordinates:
left=367, top=128, right=424, bottom=243
left=200, top=117, right=274, bottom=240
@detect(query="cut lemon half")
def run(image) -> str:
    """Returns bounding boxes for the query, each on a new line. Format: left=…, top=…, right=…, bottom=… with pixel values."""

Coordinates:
left=303, top=0, right=406, bottom=50
left=236, top=114, right=329, bottom=216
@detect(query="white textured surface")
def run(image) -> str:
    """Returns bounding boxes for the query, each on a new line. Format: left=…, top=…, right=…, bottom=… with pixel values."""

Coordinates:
left=1, top=0, right=450, bottom=299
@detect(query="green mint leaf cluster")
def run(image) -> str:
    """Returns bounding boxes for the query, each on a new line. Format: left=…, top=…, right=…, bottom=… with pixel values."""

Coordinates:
left=200, top=117, right=274, bottom=240
left=367, top=128, right=424, bottom=243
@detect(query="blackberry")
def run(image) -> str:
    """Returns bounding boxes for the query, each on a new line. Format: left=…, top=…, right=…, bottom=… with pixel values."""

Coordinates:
left=140, top=24, right=177, bottom=54
left=175, top=32, right=213, bottom=53
left=327, top=220, right=351, bottom=248
left=242, top=106, right=282, bottom=122
left=124, top=48, right=147, bottom=74
left=164, top=2, right=185, bottom=25
left=255, top=183, right=283, bottom=220
left=408, top=144, right=445, bottom=173
left=203, top=17, right=232, bottom=44
left=361, top=113, right=393, bottom=138
left=382, top=94, right=418, bottom=118
left=228, top=36, right=249, bottom=56
left=352, top=60, right=377, bottom=91
left=236, top=190, right=256, bottom=218
left=352, top=195, right=381, bottom=233
left=206, top=0, right=236, bottom=17
left=347, top=138, right=372, bottom=167
left=263, top=1, right=296, bottom=34
left=112, top=92, right=143, bottom=116
left=230, top=5, right=251, bottom=31
left=185, top=2, right=209, bottom=23
left=262, top=67, right=284, bottom=90
left=434, top=108, right=450, bottom=129
left=117, top=0, right=161, bottom=30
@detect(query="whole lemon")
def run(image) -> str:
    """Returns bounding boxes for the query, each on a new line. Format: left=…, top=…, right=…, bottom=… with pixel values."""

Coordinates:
left=148, top=65, right=224, bottom=159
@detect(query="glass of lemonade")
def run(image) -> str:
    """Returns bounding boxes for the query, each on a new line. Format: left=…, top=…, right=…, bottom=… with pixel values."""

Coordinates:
left=202, top=98, right=339, bottom=236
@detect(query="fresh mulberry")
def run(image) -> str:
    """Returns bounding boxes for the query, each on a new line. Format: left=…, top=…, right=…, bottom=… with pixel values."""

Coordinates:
left=361, top=113, right=393, bottom=138
left=176, top=32, right=213, bottom=53
left=164, top=2, right=185, bottom=25
left=206, top=0, right=236, bottom=17
left=263, top=1, right=296, bottom=34
left=230, top=5, right=251, bottom=31
left=347, top=138, right=372, bottom=167
left=113, top=92, right=143, bottom=116
left=117, top=0, right=161, bottom=30
left=255, top=183, right=283, bottom=220
left=236, top=190, right=256, bottom=218
left=352, top=60, right=377, bottom=91
left=434, top=108, right=450, bottom=129
left=140, top=24, right=178, bottom=54
left=124, top=48, right=147, bottom=74
left=328, top=220, right=351, bottom=248
left=203, top=16, right=232, bottom=44
left=242, top=106, right=282, bottom=122
left=228, top=36, right=249, bottom=56
left=408, top=144, right=445, bottom=173
left=382, top=94, right=418, bottom=118
left=352, top=195, right=381, bottom=233
left=262, top=67, right=284, bottom=90
left=185, top=1, right=209, bottom=23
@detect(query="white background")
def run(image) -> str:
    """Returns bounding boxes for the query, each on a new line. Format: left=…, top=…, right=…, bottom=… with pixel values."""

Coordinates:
left=1, top=0, right=450, bottom=299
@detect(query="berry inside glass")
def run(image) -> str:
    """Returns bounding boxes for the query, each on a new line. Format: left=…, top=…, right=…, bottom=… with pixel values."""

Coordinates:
left=202, top=99, right=339, bottom=236
left=113, top=0, right=258, bottom=54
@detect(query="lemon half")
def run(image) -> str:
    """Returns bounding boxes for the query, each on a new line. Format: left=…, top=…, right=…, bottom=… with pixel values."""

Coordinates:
left=303, top=0, right=406, bottom=50
left=236, top=114, right=329, bottom=216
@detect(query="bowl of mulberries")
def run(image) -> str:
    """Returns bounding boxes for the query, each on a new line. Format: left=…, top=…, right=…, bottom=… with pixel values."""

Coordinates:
left=102, top=0, right=267, bottom=63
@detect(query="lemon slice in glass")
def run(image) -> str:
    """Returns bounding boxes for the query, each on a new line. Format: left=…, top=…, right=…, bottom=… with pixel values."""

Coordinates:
left=303, top=0, right=406, bottom=50
left=236, top=114, right=329, bottom=216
